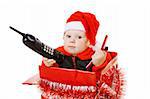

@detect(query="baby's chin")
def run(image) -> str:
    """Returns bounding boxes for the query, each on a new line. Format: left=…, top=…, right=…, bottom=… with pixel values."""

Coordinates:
left=65, top=48, right=79, bottom=55
left=67, top=49, right=78, bottom=55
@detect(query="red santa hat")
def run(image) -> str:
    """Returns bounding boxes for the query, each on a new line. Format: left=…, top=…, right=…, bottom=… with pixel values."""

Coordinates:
left=64, top=11, right=100, bottom=46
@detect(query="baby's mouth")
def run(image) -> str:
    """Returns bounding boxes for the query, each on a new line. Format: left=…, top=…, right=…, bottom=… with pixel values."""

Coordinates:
left=68, top=46, right=76, bottom=49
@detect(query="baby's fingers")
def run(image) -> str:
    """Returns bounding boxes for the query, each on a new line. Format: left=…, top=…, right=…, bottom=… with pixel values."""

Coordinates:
left=43, top=57, right=56, bottom=67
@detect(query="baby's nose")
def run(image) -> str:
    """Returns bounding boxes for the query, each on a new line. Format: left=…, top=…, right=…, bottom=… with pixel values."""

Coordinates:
left=70, top=38, right=76, bottom=43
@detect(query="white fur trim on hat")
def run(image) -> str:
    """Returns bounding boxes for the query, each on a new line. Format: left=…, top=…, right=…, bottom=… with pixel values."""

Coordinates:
left=64, top=21, right=86, bottom=32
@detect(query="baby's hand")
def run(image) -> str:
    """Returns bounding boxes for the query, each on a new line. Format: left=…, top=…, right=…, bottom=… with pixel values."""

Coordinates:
left=92, top=49, right=106, bottom=66
left=43, top=57, right=56, bottom=67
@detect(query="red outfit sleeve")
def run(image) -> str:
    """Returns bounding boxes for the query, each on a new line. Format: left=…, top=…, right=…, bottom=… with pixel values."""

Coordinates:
left=40, top=60, right=46, bottom=68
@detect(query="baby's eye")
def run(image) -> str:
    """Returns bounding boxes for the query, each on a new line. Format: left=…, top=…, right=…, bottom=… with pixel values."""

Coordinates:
left=66, top=35, right=71, bottom=38
left=78, top=36, right=82, bottom=39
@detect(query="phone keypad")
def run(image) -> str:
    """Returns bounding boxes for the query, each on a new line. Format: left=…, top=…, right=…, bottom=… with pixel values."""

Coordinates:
left=43, top=45, right=54, bottom=55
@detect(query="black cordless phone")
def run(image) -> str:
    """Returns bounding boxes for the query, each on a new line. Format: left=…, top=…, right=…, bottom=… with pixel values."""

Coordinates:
left=9, top=26, right=64, bottom=64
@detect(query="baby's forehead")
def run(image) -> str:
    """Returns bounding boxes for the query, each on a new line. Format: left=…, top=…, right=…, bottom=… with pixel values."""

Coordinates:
left=65, top=30, right=86, bottom=36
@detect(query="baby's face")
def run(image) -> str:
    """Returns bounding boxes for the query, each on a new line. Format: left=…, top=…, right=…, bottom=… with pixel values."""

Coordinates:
left=63, top=30, right=89, bottom=55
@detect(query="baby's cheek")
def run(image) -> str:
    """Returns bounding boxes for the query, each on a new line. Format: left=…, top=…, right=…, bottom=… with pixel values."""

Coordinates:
left=76, top=43, right=88, bottom=52
left=77, top=40, right=85, bottom=45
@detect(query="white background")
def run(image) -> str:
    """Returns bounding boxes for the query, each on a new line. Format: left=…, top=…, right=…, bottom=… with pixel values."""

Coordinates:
left=0, top=0, right=150, bottom=99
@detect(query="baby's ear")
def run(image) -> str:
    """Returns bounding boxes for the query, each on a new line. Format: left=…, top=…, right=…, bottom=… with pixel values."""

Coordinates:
left=87, top=40, right=90, bottom=46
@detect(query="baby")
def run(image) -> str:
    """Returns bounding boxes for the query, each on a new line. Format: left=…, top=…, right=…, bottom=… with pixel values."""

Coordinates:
left=41, top=11, right=111, bottom=72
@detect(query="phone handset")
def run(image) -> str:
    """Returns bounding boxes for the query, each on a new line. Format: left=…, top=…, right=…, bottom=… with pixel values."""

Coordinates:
left=9, top=26, right=64, bottom=64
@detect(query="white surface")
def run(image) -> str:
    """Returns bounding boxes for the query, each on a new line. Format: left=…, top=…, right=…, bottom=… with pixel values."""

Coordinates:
left=0, top=0, right=150, bottom=99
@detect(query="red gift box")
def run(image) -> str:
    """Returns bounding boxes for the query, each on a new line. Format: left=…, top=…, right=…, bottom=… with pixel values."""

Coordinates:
left=39, top=66, right=96, bottom=86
